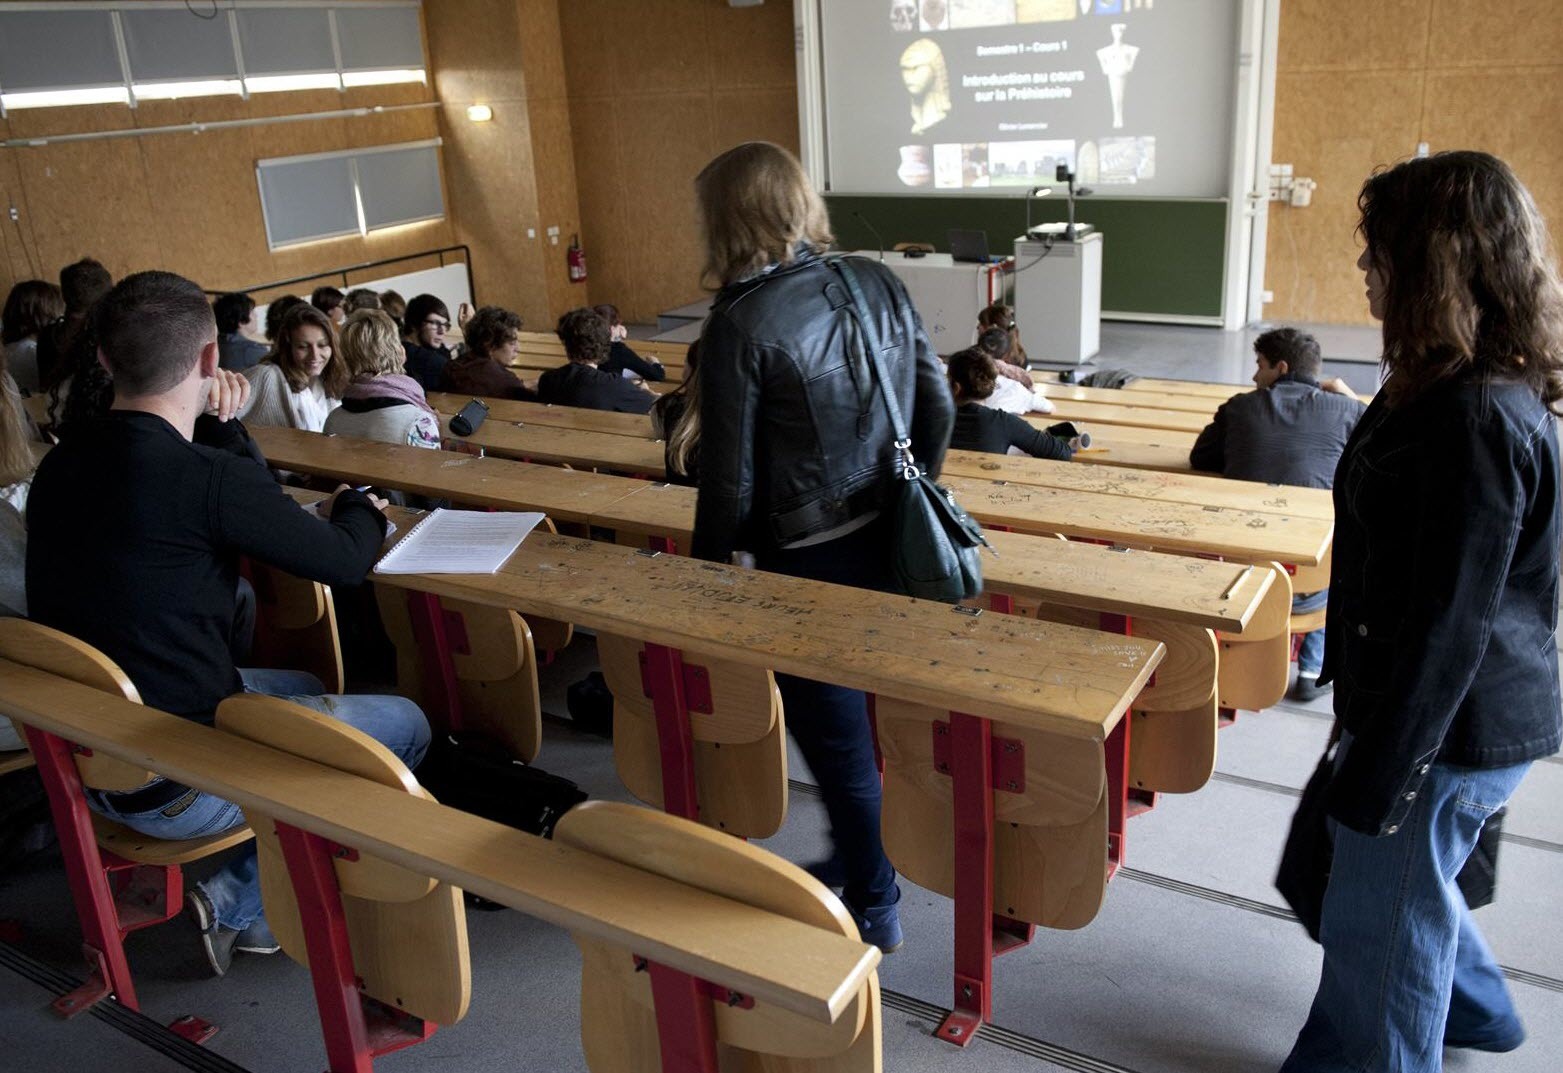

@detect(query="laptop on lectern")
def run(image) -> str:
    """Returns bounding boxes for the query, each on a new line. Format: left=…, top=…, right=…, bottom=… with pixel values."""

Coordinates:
left=947, top=229, right=994, bottom=263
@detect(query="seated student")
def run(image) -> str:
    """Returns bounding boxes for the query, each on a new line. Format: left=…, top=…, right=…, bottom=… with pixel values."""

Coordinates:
left=443, top=306, right=538, bottom=400
left=311, top=285, right=346, bottom=326
left=1189, top=326, right=1366, bottom=700
left=976, top=303, right=1034, bottom=388
left=538, top=308, right=656, bottom=414
left=0, top=352, right=40, bottom=753
left=594, top=304, right=666, bottom=381
left=325, top=310, right=441, bottom=450
left=36, top=258, right=113, bottom=392
left=947, top=347, right=1073, bottom=460
left=3, top=279, right=65, bottom=393
left=975, top=328, right=1053, bottom=414
left=241, top=305, right=346, bottom=433
left=26, top=271, right=430, bottom=977
left=343, top=288, right=381, bottom=315
left=379, top=289, right=407, bottom=334
left=649, top=341, right=700, bottom=486
left=212, top=292, right=268, bottom=372
left=401, top=294, right=454, bottom=392
left=263, top=294, right=305, bottom=346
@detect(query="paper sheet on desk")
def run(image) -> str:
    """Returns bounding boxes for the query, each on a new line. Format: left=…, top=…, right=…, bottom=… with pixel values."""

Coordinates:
left=373, top=509, right=545, bottom=575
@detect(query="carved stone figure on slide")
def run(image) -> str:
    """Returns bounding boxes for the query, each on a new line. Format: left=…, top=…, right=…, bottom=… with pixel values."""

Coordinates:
left=900, top=38, right=952, bottom=135
left=1095, top=23, right=1139, bottom=129
left=889, top=1, right=917, bottom=32
left=919, top=0, right=950, bottom=31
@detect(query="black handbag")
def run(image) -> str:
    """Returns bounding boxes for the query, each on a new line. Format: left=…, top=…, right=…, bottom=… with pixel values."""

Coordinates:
left=832, top=259, right=989, bottom=603
left=1278, top=726, right=1504, bottom=941
left=415, top=732, right=587, bottom=839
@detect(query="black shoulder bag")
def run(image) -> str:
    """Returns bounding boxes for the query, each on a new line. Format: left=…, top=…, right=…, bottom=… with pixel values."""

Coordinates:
left=832, top=258, right=989, bottom=603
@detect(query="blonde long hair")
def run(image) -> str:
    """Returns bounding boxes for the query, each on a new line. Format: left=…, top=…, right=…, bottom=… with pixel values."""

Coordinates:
left=694, top=142, right=833, bottom=290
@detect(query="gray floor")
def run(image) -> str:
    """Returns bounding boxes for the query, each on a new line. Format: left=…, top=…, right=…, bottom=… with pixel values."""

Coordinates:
left=3, top=328, right=1552, bottom=1073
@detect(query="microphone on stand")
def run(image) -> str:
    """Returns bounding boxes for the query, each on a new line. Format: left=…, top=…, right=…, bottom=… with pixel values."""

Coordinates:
left=853, top=211, right=886, bottom=263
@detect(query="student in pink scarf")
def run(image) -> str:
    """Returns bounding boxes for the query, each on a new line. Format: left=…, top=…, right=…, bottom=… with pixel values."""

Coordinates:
left=323, top=310, right=441, bottom=450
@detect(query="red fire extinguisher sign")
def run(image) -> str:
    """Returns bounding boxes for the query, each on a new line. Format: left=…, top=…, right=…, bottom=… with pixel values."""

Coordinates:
left=567, top=233, right=587, bottom=283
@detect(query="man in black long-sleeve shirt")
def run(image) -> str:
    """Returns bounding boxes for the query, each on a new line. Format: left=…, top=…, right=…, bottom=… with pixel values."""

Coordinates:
left=26, top=272, right=430, bottom=977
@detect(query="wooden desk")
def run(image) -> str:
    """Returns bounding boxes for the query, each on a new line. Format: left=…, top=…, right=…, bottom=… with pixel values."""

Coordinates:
left=0, top=661, right=877, bottom=1025
left=940, top=450, right=1335, bottom=520
left=1038, top=383, right=1223, bottom=416
left=368, top=532, right=1163, bottom=742
left=1027, top=400, right=1210, bottom=435
left=440, top=415, right=666, bottom=475
left=427, top=393, right=657, bottom=439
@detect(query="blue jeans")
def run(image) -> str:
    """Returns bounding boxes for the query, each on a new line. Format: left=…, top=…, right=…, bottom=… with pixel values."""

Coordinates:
left=88, top=669, right=430, bottom=932
left=760, top=518, right=899, bottom=913
left=1293, top=588, right=1327, bottom=676
left=1281, top=735, right=1529, bottom=1072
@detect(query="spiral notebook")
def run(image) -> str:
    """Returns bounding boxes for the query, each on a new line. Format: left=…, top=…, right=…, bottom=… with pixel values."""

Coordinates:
left=373, top=509, right=545, bottom=575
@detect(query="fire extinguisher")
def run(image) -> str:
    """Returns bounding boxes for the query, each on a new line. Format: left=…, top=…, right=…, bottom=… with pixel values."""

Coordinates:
left=567, top=233, right=587, bottom=283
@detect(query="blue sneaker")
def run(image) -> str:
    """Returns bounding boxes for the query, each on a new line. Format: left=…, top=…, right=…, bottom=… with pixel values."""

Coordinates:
left=1446, top=1017, right=1525, bottom=1053
left=847, top=888, right=903, bottom=953
left=186, top=887, right=238, bottom=977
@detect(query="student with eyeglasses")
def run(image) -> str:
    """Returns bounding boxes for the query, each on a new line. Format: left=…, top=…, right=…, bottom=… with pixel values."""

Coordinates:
left=400, top=294, right=455, bottom=392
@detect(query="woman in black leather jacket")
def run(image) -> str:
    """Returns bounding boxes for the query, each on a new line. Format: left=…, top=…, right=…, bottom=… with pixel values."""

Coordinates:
left=689, top=142, right=953, bottom=952
left=1282, top=151, right=1563, bottom=1071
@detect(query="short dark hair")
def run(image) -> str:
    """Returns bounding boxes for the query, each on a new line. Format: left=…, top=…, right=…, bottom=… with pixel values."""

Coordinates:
left=344, top=287, right=381, bottom=313
left=465, top=305, right=523, bottom=358
left=1253, top=327, right=1322, bottom=379
left=556, top=308, right=610, bottom=365
left=592, top=303, right=622, bottom=328
left=311, top=285, right=344, bottom=313
left=94, top=271, right=215, bottom=396
left=60, top=258, right=113, bottom=314
left=404, top=294, right=450, bottom=337
left=947, top=347, right=999, bottom=401
left=212, top=292, right=256, bottom=335
left=264, top=295, right=305, bottom=341
left=2, top=279, right=64, bottom=345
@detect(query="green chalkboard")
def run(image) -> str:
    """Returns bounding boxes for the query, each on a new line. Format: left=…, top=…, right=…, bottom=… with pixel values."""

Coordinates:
left=825, top=194, right=1227, bottom=319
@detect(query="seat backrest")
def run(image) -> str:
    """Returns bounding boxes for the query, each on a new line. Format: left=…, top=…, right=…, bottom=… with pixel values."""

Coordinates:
left=245, top=562, right=344, bottom=694
left=215, top=693, right=471, bottom=1026
left=554, top=800, right=880, bottom=1073
left=597, top=633, right=786, bottom=837
left=374, top=587, right=543, bottom=763
left=0, top=618, right=152, bottom=791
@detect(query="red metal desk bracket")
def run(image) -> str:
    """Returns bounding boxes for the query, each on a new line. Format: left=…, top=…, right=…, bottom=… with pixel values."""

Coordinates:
left=274, top=823, right=434, bottom=1073
left=642, top=642, right=702, bottom=822
left=644, top=962, right=723, bottom=1073
left=24, top=727, right=141, bottom=1016
left=404, top=592, right=466, bottom=734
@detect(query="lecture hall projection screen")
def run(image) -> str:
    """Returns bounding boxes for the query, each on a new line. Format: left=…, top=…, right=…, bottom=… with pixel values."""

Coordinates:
left=818, top=0, right=1242, bottom=198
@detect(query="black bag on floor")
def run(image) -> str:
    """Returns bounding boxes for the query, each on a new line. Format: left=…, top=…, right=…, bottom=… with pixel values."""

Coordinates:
left=566, top=671, right=615, bottom=738
left=415, top=733, right=587, bottom=838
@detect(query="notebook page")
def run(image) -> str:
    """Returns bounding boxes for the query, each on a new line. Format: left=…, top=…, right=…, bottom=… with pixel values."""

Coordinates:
left=374, top=509, right=545, bottom=575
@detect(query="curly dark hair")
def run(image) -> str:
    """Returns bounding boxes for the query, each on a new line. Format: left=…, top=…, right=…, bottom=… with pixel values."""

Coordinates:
left=464, top=305, right=523, bottom=359
left=555, top=307, right=610, bottom=366
left=1358, top=151, right=1563, bottom=410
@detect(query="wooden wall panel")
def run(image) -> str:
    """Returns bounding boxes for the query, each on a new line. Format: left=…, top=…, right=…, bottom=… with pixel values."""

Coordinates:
left=1264, top=0, right=1563, bottom=326
left=559, top=0, right=798, bottom=324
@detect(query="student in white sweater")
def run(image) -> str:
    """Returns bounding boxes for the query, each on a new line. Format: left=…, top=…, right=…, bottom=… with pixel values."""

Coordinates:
left=240, top=303, right=346, bottom=432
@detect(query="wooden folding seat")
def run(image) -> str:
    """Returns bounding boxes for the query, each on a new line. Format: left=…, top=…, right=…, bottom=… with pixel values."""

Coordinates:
left=245, top=561, right=345, bottom=693
left=1215, top=563, right=1294, bottom=712
left=876, top=697, right=1108, bottom=931
left=1287, top=546, right=1332, bottom=645
left=375, top=586, right=543, bottom=762
left=216, top=694, right=470, bottom=1071
left=596, top=633, right=786, bottom=839
left=555, top=800, right=881, bottom=1073
left=0, top=619, right=250, bottom=1018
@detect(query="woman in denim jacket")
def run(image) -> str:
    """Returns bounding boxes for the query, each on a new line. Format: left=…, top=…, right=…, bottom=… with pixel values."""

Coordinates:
left=1282, top=152, right=1563, bottom=1070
